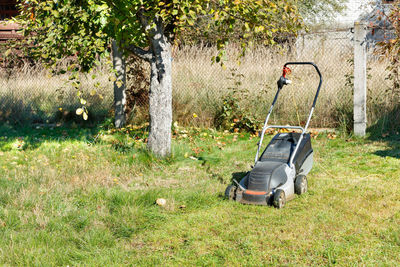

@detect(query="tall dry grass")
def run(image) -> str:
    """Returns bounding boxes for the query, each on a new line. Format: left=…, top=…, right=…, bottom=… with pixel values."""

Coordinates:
left=172, top=43, right=393, bottom=130
left=0, top=64, right=113, bottom=124
left=0, top=41, right=394, bottom=130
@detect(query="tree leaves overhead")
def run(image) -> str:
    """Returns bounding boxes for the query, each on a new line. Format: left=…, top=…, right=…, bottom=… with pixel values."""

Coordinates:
left=16, top=0, right=111, bottom=71
left=16, top=0, right=303, bottom=71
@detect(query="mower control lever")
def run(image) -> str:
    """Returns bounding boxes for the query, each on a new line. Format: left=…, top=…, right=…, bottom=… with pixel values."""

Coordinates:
left=277, top=76, right=292, bottom=89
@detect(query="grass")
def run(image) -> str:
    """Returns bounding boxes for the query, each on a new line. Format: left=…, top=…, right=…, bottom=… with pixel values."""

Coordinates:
left=0, top=122, right=399, bottom=265
left=1, top=41, right=395, bottom=130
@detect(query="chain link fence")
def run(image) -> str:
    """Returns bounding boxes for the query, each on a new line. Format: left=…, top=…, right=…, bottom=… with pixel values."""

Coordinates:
left=172, top=28, right=392, bottom=130
left=0, top=64, right=113, bottom=124
left=0, top=28, right=394, bottom=130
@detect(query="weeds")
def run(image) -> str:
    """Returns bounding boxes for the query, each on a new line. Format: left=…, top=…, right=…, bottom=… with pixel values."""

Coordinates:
left=214, top=69, right=261, bottom=133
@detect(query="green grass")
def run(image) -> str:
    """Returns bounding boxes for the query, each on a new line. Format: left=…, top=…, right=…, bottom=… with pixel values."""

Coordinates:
left=0, top=123, right=399, bottom=266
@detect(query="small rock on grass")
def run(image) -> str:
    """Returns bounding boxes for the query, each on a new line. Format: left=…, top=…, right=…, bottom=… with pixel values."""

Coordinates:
left=156, top=198, right=166, bottom=206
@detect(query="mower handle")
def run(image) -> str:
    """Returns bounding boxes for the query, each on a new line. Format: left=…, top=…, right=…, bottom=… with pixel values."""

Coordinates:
left=255, top=62, right=323, bottom=166
left=283, top=62, right=323, bottom=108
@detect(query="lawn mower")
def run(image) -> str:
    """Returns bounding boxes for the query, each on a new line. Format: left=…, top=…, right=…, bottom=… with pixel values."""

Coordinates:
left=225, top=62, right=322, bottom=208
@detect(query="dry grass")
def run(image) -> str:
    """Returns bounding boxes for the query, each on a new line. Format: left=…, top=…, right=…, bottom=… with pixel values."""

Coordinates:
left=0, top=40, right=395, bottom=130
left=172, top=43, right=393, bottom=129
left=0, top=64, right=113, bottom=123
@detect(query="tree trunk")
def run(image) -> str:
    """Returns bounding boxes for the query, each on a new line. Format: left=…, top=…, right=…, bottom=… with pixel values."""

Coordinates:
left=127, top=15, right=172, bottom=158
left=112, top=40, right=127, bottom=128
left=147, top=21, right=172, bottom=157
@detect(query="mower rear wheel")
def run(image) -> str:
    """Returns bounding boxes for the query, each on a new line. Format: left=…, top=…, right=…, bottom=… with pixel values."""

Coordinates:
left=295, top=175, right=308, bottom=195
left=225, top=185, right=237, bottom=200
left=273, top=189, right=286, bottom=209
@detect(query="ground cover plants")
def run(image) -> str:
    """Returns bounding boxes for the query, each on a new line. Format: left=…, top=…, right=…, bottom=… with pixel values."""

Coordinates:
left=0, top=122, right=399, bottom=265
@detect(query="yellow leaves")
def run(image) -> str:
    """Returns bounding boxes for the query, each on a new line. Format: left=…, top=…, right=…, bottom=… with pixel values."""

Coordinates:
left=284, top=5, right=289, bottom=12
left=76, top=108, right=84, bottom=115
left=244, top=22, right=250, bottom=31
left=76, top=107, right=88, bottom=120
left=116, top=81, right=123, bottom=88
left=255, top=25, right=264, bottom=33
left=327, top=133, right=337, bottom=140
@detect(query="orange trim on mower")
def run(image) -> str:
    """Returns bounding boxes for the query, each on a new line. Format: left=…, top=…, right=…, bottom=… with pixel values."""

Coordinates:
left=245, top=190, right=267, bottom=195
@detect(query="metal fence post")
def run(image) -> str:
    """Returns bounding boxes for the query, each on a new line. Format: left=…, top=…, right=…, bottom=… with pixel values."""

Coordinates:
left=353, top=21, right=367, bottom=136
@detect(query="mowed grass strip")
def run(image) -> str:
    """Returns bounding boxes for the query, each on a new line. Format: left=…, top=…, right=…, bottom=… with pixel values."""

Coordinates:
left=0, top=124, right=399, bottom=266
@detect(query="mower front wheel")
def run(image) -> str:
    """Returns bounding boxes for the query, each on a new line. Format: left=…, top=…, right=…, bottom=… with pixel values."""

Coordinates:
left=295, top=175, right=308, bottom=195
left=273, top=189, right=286, bottom=209
left=225, top=185, right=237, bottom=200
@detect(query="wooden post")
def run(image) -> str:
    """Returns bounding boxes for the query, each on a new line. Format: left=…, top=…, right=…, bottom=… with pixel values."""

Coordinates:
left=353, top=21, right=367, bottom=136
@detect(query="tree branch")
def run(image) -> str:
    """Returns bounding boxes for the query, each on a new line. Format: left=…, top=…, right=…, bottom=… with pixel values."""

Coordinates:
left=137, top=7, right=150, bottom=30
left=126, top=45, right=153, bottom=62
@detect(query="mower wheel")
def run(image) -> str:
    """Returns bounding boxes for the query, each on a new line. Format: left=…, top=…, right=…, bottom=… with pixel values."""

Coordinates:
left=225, top=185, right=237, bottom=200
left=295, top=175, right=308, bottom=195
left=273, top=189, right=286, bottom=209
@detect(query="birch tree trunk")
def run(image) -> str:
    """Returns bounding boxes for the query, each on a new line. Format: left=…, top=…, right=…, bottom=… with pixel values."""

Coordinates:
left=147, top=20, right=172, bottom=157
left=112, top=40, right=127, bottom=128
left=127, top=16, right=172, bottom=157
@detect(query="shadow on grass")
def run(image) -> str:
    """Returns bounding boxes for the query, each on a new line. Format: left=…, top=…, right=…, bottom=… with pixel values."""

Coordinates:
left=0, top=121, right=176, bottom=168
left=0, top=122, right=103, bottom=151
left=367, top=105, right=400, bottom=159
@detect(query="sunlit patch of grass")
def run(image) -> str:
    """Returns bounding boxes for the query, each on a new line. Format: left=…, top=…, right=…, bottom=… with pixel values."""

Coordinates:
left=0, top=124, right=399, bottom=265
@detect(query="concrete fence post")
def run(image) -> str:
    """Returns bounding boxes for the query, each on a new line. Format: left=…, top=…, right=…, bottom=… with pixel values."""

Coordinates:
left=353, top=21, right=367, bottom=136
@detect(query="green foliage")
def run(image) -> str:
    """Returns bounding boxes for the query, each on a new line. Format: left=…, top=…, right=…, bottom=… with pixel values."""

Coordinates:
left=13, top=0, right=303, bottom=124
left=16, top=1, right=110, bottom=72
left=215, top=69, right=260, bottom=133
left=15, top=0, right=303, bottom=69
